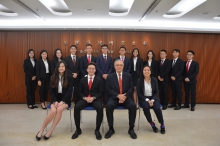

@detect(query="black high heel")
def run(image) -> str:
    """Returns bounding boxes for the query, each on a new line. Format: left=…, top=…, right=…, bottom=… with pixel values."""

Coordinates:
left=36, top=132, right=41, bottom=141
left=41, top=103, right=46, bottom=110
left=43, top=133, right=51, bottom=140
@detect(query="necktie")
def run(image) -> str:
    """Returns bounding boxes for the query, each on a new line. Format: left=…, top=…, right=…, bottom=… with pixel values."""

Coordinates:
left=104, top=56, right=107, bottom=63
left=172, top=60, right=176, bottom=67
left=118, top=73, right=122, bottom=94
left=73, top=56, right=76, bottom=66
left=88, top=77, right=92, bottom=97
left=121, top=57, right=124, bottom=62
left=186, top=61, right=190, bottom=73
left=160, top=60, right=164, bottom=67
left=88, top=55, right=91, bottom=63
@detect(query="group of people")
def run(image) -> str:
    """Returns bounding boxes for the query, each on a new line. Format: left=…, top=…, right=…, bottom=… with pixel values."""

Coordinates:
left=23, top=44, right=199, bottom=141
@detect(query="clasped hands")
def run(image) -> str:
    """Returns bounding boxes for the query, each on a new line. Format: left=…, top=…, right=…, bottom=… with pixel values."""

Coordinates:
left=83, top=97, right=95, bottom=103
left=53, top=101, right=65, bottom=108
left=148, top=100, right=154, bottom=107
left=117, top=93, right=127, bottom=103
left=158, top=76, right=164, bottom=81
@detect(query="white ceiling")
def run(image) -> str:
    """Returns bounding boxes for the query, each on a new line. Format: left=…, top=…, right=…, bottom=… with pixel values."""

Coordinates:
left=0, top=0, right=220, bottom=33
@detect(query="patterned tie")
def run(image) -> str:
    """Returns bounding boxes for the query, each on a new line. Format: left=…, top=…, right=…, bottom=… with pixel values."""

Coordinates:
left=160, top=60, right=164, bottom=67
left=172, top=60, right=176, bottom=67
left=186, top=61, right=190, bottom=73
left=104, top=56, right=107, bottom=63
left=121, top=57, right=124, bottom=62
left=73, top=56, right=76, bottom=66
left=88, top=55, right=91, bottom=63
left=118, top=73, right=122, bottom=94
left=88, top=77, right=93, bottom=97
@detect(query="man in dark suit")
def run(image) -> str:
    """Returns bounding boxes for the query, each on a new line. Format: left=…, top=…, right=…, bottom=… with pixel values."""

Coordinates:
left=168, top=49, right=184, bottom=110
left=72, top=62, right=104, bottom=140
left=182, top=50, right=199, bottom=111
left=105, top=59, right=137, bottom=139
left=96, top=44, right=113, bottom=105
left=65, top=45, right=80, bottom=104
left=80, top=44, right=96, bottom=78
left=112, top=46, right=131, bottom=73
left=157, top=49, right=171, bottom=110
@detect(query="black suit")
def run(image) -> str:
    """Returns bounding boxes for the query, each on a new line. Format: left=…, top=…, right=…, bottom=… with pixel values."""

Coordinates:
left=74, top=76, right=103, bottom=130
left=23, top=58, right=37, bottom=105
left=183, top=60, right=199, bottom=107
left=113, top=57, right=131, bottom=73
left=157, top=59, right=171, bottom=106
left=170, top=58, right=184, bottom=106
left=136, top=77, right=164, bottom=123
left=105, top=72, right=136, bottom=127
left=50, top=59, right=59, bottom=75
left=130, top=57, right=143, bottom=86
left=50, top=75, right=73, bottom=106
left=36, top=59, right=51, bottom=102
left=65, top=55, right=80, bottom=103
left=143, top=60, right=158, bottom=78
left=80, top=55, right=96, bottom=78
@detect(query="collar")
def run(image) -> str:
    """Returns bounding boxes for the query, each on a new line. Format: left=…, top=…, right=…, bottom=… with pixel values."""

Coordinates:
left=88, top=75, right=95, bottom=79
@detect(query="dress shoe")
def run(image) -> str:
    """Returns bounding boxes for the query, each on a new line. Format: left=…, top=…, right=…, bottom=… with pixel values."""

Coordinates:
left=36, top=132, right=41, bottom=141
left=28, top=105, right=34, bottom=109
left=33, top=105, right=38, bottom=108
left=181, top=105, right=190, bottom=108
left=162, top=105, right=167, bottom=110
left=128, top=129, right=137, bottom=139
left=104, top=129, right=115, bottom=139
left=95, top=130, right=102, bottom=140
left=41, top=104, right=47, bottom=110
left=43, top=134, right=50, bottom=140
left=191, top=107, right=195, bottom=111
left=168, top=104, right=176, bottom=108
left=71, top=130, right=82, bottom=139
left=152, top=126, right=158, bottom=133
left=174, top=106, right=181, bottom=110
left=161, top=128, right=166, bottom=134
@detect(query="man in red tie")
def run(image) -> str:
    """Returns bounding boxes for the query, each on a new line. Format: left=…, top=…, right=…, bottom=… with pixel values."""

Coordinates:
left=182, top=50, right=199, bottom=111
left=72, top=62, right=104, bottom=140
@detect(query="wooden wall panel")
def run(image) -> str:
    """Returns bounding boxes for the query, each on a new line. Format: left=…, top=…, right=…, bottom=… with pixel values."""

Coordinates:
left=0, top=30, right=219, bottom=103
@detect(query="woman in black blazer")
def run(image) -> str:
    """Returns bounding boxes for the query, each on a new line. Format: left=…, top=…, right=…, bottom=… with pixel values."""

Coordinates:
left=36, top=61, right=73, bottom=141
left=130, top=48, right=143, bottom=108
left=36, top=50, right=51, bottom=109
left=51, top=48, right=63, bottom=74
left=136, top=65, right=165, bottom=134
left=143, top=50, right=158, bottom=78
left=23, top=49, right=37, bottom=109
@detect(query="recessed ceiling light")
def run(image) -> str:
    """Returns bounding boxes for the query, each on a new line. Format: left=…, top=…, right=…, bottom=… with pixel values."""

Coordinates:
left=0, top=4, right=18, bottom=16
left=163, top=0, right=207, bottom=18
left=213, top=15, right=220, bottom=20
left=109, top=0, right=134, bottom=16
left=85, top=8, right=94, bottom=11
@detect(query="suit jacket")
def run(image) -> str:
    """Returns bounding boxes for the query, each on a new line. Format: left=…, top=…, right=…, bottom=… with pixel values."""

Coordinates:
left=65, top=55, right=80, bottom=77
left=23, top=58, right=37, bottom=79
left=36, top=59, right=51, bottom=81
left=112, top=56, right=131, bottom=73
left=158, top=59, right=171, bottom=82
left=96, top=55, right=113, bottom=78
left=78, top=76, right=103, bottom=100
left=80, top=55, right=96, bottom=78
left=170, top=58, right=184, bottom=81
left=106, top=72, right=134, bottom=99
left=130, top=57, right=143, bottom=77
left=50, top=75, right=73, bottom=106
left=51, top=59, right=58, bottom=75
left=143, top=60, right=158, bottom=78
left=136, top=77, right=159, bottom=101
left=183, top=60, right=199, bottom=84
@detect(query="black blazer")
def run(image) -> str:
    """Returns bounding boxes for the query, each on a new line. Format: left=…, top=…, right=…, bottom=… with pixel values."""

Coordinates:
left=106, top=72, right=134, bottom=99
left=65, top=55, right=80, bottom=76
left=170, top=58, right=184, bottom=81
left=23, top=58, right=37, bottom=79
left=36, top=59, right=51, bottom=81
left=51, top=59, right=59, bottom=75
left=78, top=76, right=103, bottom=100
left=158, top=59, right=171, bottom=82
left=50, top=75, right=73, bottom=106
left=143, top=60, right=158, bottom=78
left=113, top=56, right=131, bottom=73
left=136, top=77, right=160, bottom=101
left=130, top=57, right=143, bottom=77
left=80, top=55, right=96, bottom=78
left=183, top=60, right=199, bottom=84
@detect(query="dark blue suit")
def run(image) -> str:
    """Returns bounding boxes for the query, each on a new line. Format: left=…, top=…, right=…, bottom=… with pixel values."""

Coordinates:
left=113, top=57, right=131, bottom=73
left=80, top=55, right=96, bottom=78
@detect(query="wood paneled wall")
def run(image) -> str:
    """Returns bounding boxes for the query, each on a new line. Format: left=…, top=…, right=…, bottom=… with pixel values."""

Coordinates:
left=0, top=30, right=219, bottom=103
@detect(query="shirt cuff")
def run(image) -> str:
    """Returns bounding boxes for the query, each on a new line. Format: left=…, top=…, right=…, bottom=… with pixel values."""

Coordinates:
left=145, top=98, right=149, bottom=102
left=151, top=99, right=155, bottom=102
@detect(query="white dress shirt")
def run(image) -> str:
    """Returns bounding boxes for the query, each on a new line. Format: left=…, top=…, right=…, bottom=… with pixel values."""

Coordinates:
left=186, top=59, right=193, bottom=69
left=133, top=57, right=137, bottom=71
left=103, top=54, right=107, bottom=59
left=88, top=75, right=95, bottom=83
left=148, top=60, right=152, bottom=67
left=172, top=57, right=178, bottom=66
left=144, top=80, right=152, bottom=97
left=58, top=75, right=63, bottom=93
left=30, top=58, right=35, bottom=67
left=71, top=54, right=76, bottom=60
left=43, top=59, right=49, bottom=73
left=116, top=72, right=123, bottom=81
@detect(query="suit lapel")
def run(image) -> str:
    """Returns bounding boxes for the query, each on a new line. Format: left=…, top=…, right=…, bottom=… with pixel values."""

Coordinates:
left=113, top=73, right=120, bottom=93
left=122, top=72, right=126, bottom=93
left=91, top=76, right=97, bottom=90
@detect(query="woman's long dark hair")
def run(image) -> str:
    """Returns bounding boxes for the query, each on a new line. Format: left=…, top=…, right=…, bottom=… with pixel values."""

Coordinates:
left=53, top=48, right=63, bottom=61
left=140, top=65, right=152, bottom=81
left=131, top=48, right=140, bottom=59
left=50, top=61, right=68, bottom=88
left=39, top=49, right=49, bottom=60
left=26, top=49, right=36, bottom=60
left=146, top=50, right=156, bottom=61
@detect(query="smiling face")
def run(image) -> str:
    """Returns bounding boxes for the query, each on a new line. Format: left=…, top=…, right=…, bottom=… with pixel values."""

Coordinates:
left=172, top=51, right=179, bottom=58
left=102, top=46, right=108, bottom=54
left=187, top=52, right=194, bottom=60
left=133, top=49, right=138, bottom=57
left=87, top=64, right=96, bottom=76
left=148, top=51, right=153, bottom=59
left=70, top=46, right=77, bottom=55
left=56, top=50, right=62, bottom=59
left=119, top=48, right=126, bottom=56
left=86, top=46, right=92, bottom=54
left=160, top=51, right=167, bottom=59
left=29, top=51, right=34, bottom=58
left=143, top=66, right=151, bottom=77
left=58, top=62, right=65, bottom=74
left=41, top=52, right=47, bottom=60
left=114, top=60, right=124, bottom=73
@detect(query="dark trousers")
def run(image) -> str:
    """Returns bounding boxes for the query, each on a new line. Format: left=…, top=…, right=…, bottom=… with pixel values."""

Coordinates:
left=171, top=80, right=182, bottom=106
left=102, top=78, right=108, bottom=105
left=73, top=78, right=79, bottom=104
left=158, top=81, right=169, bottom=106
left=74, top=99, right=103, bottom=130
left=184, top=82, right=196, bottom=107
left=39, top=73, right=50, bottom=102
left=139, top=99, right=164, bottom=124
left=25, top=77, right=37, bottom=105
left=106, top=98, right=136, bottom=127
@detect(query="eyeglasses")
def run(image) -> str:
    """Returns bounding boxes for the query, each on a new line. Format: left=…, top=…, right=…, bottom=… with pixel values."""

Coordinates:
left=115, top=64, right=123, bottom=67
left=88, top=68, right=95, bottom=70
left=187, top=54, right=193, bottom=56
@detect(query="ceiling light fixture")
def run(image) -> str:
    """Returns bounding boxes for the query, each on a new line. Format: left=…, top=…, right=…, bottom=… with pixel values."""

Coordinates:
left=109, top=0, right=134, bottom=16
left=0, top=4, right=18, bottom=16
left=163, top=0, right=207, bottom=18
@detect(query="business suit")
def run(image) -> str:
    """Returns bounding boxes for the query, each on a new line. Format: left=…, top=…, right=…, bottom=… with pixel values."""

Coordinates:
left=96, top=54, right=113, bottom=104
left=80, top=55, right=96, bottom=78
left=105, top=72, right=136, bottom=127
left=143, top=60, right=158, bottom=78
left=23, top=58, right=37, bottom=106
left=136, top=77, right=164, bottom=124
left=50, top=59, right=59, bottom=75
left=183, top=60, right=199, bottom=108
left=50, top=75, right=73, bottom=106
left=170, top=58, right=184, bottom=107
left=36, top=59, right=51, bottom=102
left=65, top=55, right=80, bottom=103
left=113, top=56, right=131, bottom=73
left=157, top=59, right=171, bottom=107
left=130, top=57, right=143, bottom=86
left=74, top=76, right=104, bottom=130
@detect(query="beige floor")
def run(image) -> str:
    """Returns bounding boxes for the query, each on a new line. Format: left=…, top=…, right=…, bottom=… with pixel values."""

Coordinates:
left=0, top=104, right=220, bottom=146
